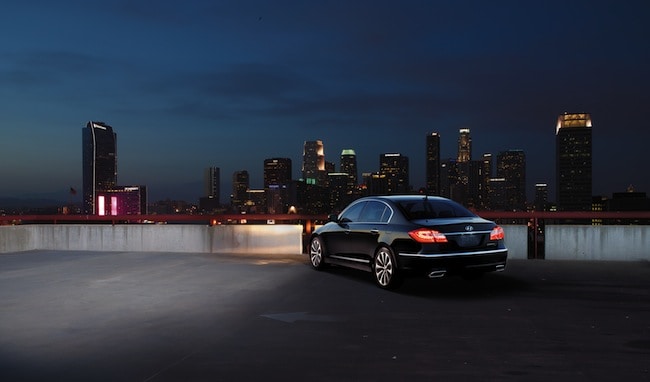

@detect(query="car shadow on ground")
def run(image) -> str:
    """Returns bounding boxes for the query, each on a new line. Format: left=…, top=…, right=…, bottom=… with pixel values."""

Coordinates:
left=309, top=262, right=530, bottom=299
left=396, top=272, right=531, bottom=299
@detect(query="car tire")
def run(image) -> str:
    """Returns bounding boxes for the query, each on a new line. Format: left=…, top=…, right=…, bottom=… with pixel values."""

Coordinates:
left=309, top=236, right=327, bottom=270
left=373, top=246, right=402, bottom=289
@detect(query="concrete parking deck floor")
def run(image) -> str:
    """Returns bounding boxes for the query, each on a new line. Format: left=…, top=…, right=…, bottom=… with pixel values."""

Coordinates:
left=1, top=250, right=649, bottom=381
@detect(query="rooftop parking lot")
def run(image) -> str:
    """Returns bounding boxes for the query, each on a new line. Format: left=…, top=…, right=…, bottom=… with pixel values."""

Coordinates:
left=1, top=250, right=649, bottom=381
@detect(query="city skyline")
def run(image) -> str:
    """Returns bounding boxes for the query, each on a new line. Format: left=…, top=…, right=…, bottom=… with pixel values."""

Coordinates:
left=1, top=1, right=648, bottom=203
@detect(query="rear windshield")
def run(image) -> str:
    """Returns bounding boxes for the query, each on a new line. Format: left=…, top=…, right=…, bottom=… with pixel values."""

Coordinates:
left=397, top=199, right=476, bottom=220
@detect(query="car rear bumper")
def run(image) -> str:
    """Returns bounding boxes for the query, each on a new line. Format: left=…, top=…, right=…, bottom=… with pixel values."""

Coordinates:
left=397, top=249, right=508, bottom=277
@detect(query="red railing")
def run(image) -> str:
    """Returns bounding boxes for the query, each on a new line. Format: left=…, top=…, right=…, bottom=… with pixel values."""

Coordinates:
left=3, top=211, right=650, bottom=226
left=0, top=213, right=328, bottom=224
left=475, top=211, right=650, bottom=220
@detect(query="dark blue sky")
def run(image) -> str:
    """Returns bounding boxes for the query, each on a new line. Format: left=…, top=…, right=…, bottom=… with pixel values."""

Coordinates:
left=1, top=0, right=648, bottom=203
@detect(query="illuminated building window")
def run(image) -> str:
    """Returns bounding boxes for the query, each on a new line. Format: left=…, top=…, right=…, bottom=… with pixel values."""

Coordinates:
left=98, top=196, right=105, bottom=216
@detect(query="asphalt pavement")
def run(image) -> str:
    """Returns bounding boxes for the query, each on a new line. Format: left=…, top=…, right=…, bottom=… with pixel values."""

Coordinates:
left=0, top=250, right=649, bottom=381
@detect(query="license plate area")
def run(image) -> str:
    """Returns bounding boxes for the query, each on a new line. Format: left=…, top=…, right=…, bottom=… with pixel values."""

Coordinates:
left=456, top=234, right=482, bottom=248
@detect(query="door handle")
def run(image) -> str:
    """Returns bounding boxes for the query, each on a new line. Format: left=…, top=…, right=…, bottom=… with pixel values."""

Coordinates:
left=370, top=229, right=379, bottom=235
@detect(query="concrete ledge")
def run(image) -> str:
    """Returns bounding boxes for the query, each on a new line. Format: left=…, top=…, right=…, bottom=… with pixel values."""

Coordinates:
left=502, top=225, right=528, bottom=260
left=545, top=225, right=650, bottom=261
left=2, top=224, right=648, bottom=261
left=0, top=224, right=303, bottom=255
left=210, top=225, right=303, bottom=254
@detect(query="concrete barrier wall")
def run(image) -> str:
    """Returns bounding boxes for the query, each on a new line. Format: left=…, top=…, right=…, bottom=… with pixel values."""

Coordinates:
left=0, top=226, right=34, bottom=253
left=0, top=225, right=303, bottom=255
left=1, top=224, right=649, bottom=261
left=502, top=225, right=528, bottom=260
left=545, top=225, right=650, bottom=261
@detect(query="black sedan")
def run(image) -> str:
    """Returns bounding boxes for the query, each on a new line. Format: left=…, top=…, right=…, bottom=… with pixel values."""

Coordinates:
left=308, top=195, right=507, bottom=289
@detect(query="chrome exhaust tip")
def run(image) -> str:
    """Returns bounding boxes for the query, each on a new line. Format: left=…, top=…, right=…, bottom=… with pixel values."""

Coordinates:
left=428, top=270, right=446, bottom=278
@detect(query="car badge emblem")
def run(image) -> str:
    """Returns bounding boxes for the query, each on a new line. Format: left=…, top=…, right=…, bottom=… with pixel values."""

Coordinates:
left=465, top=225, right=474, bottom=232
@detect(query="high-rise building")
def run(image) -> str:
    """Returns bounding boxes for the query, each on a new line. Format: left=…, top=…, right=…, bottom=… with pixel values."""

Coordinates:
left=534, top=183, right=548, bottom=211
left=443, top=128, right=482, bottom=207
left=200, top=167, right=220, bottom=212
left=302, top=140, right=325, bottom=185
left=457, top=128, right=471, bottom=162
left=340, top=149, right=358, bottom=186
left=328, top=173, right=351, bottom=212
left=203, top=167, right=220, bottom=200
left=231, top=170, right=249, bottom=211
left=497, top=149, right=526, bottom=211
left=439, top=161, right=451, bottom=198
left=556, top=112, right=592, bottom=211
left=487, top=178, right=507, bottom=210
left=339, top=149, right=358, bottom=204
left=96, top=186, right=147, bottom=215
left=425, top=132, right=441, bottom=194
left=244, top=189, right=266, bottom=214
left=264, top=158, right=292, bottom=188
left=480, top=153, right=493, bottom=209
left=364, top=172, right=389, bottom=196
left=299, top=141, right=330, bottom=213
left=82, top=121, right=117, bottom=214
left=264, top=158, right=292, bottom=214
left=379, top=153, right=410, bottom=194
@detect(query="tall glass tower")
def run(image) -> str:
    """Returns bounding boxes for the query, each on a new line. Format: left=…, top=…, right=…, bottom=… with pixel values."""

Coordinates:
left=264, top=158, right=292, bottom=188
left=497, top=149, right=526, bottom=211
left=204, top=167, right=220, bottom=198
left=340, top=149, right=358, bottom=186
left=302, top=140, right=325, bottom=185
left=199, top=167, right=221, bottom=213
left=425, top=132, right=441, bottom=194
left=380, top=153, right=410, bottom=194
left=457, top=128, right=472, bottom=162
left=82, top=121, right=117, bottom=214
left=231, top=170, right=250, bottom=211
left=556, top=112, right=592, bottom=211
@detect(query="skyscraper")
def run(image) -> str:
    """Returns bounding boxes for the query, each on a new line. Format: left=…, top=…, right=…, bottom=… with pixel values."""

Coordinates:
left=231, top=170, right=249, bottom=211
left=200, top=167, right=220, bottom=212
left=534, top=183, right=549, bottom=211
left=480, top=153, right=493, bottom=209
left=264, top=158, right=292, bottom=188
left=82, top=121, right=117, bottom=214
left=497, top=149, right=526, bottom=211
left=302, top=140, right=325, bottom=185
left=425, top=132, right=441, bottom=194
left=556, top=112, right=592, bottom=211
left=457, top=128, right=471, bottom=162
left=203, top=167, right=220, bottom=201
left=379, top=153, right=410, bottom=194
left=444, top=128, right=482, bottom=207
left=264, top=158, right=292, bottom=214
left=487, top=177, right=507, bottom=210
left=328, top=172, right=351, bottom=212
left=340, top=149, right=358, bottom=186
left=340, top=149, right=358, bottom=204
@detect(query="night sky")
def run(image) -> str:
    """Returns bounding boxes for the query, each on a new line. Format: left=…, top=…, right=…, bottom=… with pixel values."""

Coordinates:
left=1, top=1, right=648, bottom=203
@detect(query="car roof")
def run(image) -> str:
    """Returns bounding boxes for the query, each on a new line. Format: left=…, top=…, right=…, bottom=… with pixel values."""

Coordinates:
left=361, top=195, right=450, bottom=203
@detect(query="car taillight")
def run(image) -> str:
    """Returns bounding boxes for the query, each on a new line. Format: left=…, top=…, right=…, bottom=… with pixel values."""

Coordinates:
left=490, top=226, right=505, bottom=241
left=408, top=228, right=448, bottom=243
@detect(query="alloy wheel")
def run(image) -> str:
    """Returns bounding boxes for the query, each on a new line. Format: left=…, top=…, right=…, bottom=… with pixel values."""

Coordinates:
left=374, top=247, right=394, bottom=287
left=309, top=237, right=324, bottom=269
